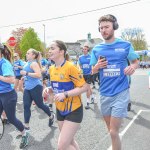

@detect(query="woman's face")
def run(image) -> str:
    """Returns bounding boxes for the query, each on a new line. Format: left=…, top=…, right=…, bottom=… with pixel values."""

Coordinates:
left=49, top=42, right=62, bottom=62
left=13, top=53, right=19, bottom=61
left=26, top=50, right=35, bottom=61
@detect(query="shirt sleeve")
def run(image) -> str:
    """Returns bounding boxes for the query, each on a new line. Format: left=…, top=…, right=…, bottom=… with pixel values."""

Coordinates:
left=69, top=64, right=85, bottom=87
left=2, top=63, right=14, bottom=76
left=90, top=49, right=97, bottom=66
left=20, top=60, right=25, bottom=66
left=127, top=45, right=140, bottom=61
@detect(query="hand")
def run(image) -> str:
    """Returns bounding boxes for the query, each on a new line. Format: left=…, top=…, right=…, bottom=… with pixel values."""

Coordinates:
left=124, top=64, right=136, bottom=75
left=20, top=70, right=27, bottom=76
left=93, top=59, right=107, bottom=73
left=53, top=93, right=65, bottom=102
left=43, top=87, right=50, bottom=97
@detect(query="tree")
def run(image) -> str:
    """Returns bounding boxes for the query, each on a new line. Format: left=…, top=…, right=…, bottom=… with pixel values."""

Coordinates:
left=19, top=28, right=43, bottom=59
left=11, top=27, right=27, bottom=55
left=121, top=28, right=148, bottom=50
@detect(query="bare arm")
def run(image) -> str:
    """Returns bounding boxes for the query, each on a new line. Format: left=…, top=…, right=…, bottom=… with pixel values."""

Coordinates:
left=53, top=83, right=88, bottom=102
left=0, top=76, right=15, bottom=84
left=124, top=59, right=139, bottom=75
left=20, top=62, right=42, bottom=78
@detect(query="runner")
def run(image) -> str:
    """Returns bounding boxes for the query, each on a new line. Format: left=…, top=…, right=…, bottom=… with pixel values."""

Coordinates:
left=20, top=48, right=55, bottom=131
left=78, top=45, right=95, bottom=109
left=0, top=43, right=29, bottom=149
left=13, top=52, right=24, bottom=93
left=90, top=14, right=139, bottom=150
left=43, top=40, right=88, bottom=150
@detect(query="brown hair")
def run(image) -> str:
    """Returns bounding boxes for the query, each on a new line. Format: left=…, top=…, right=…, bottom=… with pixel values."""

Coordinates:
left=98, top=14, right=119, bottom=30
left=29, top=48, right=42, bottom=69
left=0, top=43, right=13, bottom=63
left=53, top=40, right=67, bottom=58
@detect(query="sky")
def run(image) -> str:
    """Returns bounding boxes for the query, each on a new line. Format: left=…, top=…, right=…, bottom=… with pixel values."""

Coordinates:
left=0, top=0, right=150, bottom=47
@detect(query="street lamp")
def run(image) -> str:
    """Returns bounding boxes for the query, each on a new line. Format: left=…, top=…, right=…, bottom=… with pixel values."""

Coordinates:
left=43, top=24, right=46, bottom=57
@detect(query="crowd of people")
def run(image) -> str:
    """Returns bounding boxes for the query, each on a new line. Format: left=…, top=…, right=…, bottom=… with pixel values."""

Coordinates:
left=0, top=14, right=139, bottom=150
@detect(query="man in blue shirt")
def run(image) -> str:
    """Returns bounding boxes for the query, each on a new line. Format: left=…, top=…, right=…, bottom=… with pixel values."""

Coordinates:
left=90, top=14, right=139, bottom=150
left=78, top=45, right=95, bottom=109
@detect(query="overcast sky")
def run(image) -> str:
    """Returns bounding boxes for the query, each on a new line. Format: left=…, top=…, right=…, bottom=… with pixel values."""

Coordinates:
left=0, top=0, right=150, bottom=47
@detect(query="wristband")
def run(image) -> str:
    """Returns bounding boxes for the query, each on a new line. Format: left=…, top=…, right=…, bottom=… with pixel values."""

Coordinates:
left=64, top=91, right=68, bottom=98
left=26, top=72, right=29, bottom=76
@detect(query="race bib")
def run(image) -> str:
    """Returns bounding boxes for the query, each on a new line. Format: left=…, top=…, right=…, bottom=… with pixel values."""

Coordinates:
left=103, top=65, right=120, bottom=77
left=83, top=64, right=89, bottom=68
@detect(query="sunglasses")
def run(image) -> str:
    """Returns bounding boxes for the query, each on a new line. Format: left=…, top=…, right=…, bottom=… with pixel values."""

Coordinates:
left=14, top=56, right=18, bottom=57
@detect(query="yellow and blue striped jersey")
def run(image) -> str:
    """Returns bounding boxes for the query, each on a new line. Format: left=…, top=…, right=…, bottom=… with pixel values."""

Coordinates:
left=49, top=60, right=85, bottom=116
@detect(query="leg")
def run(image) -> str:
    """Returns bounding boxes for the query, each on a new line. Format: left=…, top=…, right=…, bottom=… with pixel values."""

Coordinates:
left=2, top=90, right=24, bottom=132
left=85, top=84, right=92, bottom=109
left=0, top=99, right=3, bottom=117
left=14, top=78, right=19, bottom=92
left=57, top=120, right=80, bottom=150
left=18, top=79, right=24, bottom=93
left=109, top=117, right=122, bottom=150
left=103, top=116, right=111, bottom=131
left=23, top=89, right=32, bottom=127
left=31, top=85, right=51, bottom=116
left=57, top=121, right=79, bottom=150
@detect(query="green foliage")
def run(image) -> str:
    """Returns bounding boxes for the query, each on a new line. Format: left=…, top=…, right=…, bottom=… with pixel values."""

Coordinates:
left=19, top=28, right=43, bottom=59
left=121, top=28, right=148, bottom=50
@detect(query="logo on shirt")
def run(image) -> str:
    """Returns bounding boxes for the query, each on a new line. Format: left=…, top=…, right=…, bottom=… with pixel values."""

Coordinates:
left=115, top=48, right=125, bottom=52
left=79, top=74, right=83, bottom=79
left=60, top=74, right=64, bottom=80
left=53, top=82, right=58, bottom=87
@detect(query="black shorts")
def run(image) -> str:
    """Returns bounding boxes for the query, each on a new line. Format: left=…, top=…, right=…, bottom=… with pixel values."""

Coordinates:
left=15, top=75, right=22, bottom=80
left=42, top=73, right=49, bottom=81
left=56, top=105, right=83, bottom=123
left=83, top=75, right=92, bottom=84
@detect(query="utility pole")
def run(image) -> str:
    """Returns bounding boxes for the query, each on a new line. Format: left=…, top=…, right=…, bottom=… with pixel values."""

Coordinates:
left=43, top=24, right=46, bottom=57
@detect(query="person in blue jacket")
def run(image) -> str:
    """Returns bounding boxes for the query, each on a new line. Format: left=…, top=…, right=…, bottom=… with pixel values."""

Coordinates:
left=90, top=14, right=139, bottom=150
left=0, top=43, right=29, bottom=149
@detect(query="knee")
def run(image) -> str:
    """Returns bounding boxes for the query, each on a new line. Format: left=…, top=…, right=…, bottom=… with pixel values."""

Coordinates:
left=58, top=140, right=68, bottom=150
left=7, top=116, right=16, bottom=124
left=109, top=129, right=119, bottom=139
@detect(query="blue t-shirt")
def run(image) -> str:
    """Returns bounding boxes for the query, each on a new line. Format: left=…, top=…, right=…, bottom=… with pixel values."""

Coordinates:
left=23, top=61, right=42, bottom=90
left=41, top=58, right=48, bottom=67
left=78, top=54, right=92, bottom=75
left=90, top=38, right=139, bottom=96
left=13, top=59, right=24, bottom=76
left=0, top=58, right=14, bottom=93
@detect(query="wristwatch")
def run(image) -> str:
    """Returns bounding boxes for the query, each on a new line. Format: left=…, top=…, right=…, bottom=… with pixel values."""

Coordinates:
left=64, top=91, right=68, bottom=98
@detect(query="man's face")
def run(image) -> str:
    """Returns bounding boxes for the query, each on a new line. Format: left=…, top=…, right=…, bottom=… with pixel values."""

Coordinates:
left=82, top=46, right=89, bottom=55
left=99, top=21, right=114, bottom=41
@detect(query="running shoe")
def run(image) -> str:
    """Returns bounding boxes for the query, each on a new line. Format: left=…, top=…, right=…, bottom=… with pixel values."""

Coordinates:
left=24, top=127, right=30, bottom=132
left=49, top=113, right=55, bottom=127
left=85, top=103, right=90, bottom=109
left=19, top=132, right=29, bottom=149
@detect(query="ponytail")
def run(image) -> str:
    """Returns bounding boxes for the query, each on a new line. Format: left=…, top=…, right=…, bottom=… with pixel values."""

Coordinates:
left=29, top=48, right=42, bottom=69
left=65, top=53, right=70, bottom=61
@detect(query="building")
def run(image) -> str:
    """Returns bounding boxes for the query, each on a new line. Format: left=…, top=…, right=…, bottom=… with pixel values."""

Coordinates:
left=65, top=33, right=103, bottom=57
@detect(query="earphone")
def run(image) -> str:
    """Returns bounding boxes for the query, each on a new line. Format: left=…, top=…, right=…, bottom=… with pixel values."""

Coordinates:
left=98, top=14, right=119, bottom=32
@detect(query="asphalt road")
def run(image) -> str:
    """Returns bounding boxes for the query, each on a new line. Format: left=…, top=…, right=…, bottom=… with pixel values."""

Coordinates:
left=0, top=68, right=150, bottom=150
